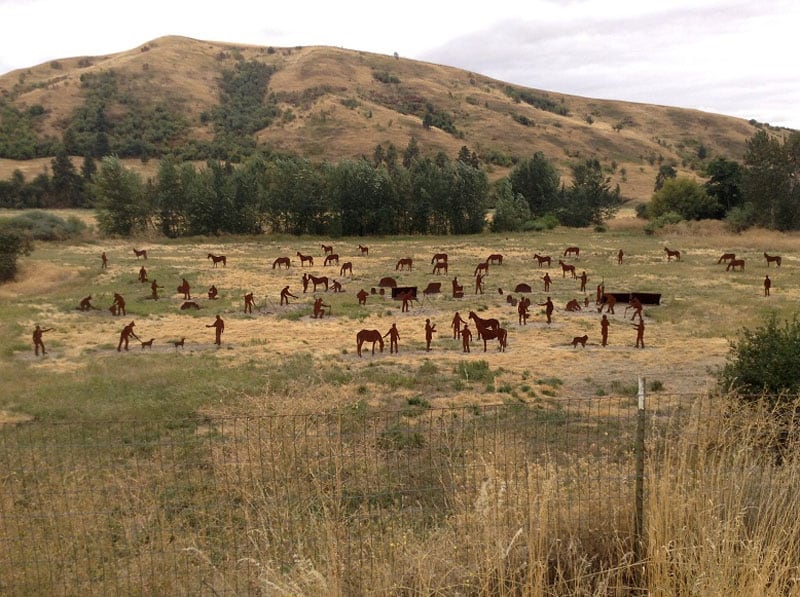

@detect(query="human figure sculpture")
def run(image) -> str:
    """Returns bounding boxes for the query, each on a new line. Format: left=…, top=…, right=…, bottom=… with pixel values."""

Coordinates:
left=579, top=271, right=588, bottom=293
left=627, top=296, right=643, bottom=320
left=207, top=315, right=224, bottom=346
left=460, top=325, right=473, bottom=353
left=539, top=296, right=554, bottom=324
left=138, top=266, right=148, bottom=283
left=542, top=273, right=551, bottom=292
left=179, top=278, right=191, bottom=300
left=208, top=285, right=218, bottom=300
left=399, top=291, right=413, bottom=312
left=425, top=318, right=436, bottom=351
left=764, top=275, right=771, bottom=296
left=101, top=251, right=108, bottom=269
left=313, top=297, right=331, bottom=319
left=302, top=273, right=310, bottom=293
left=331, top=280, right=343, bottom=293
left=78, top=295, right=95, bottom=311
left=384, top=323, right=400, bottom=353
left=32, top=324, right=54, bottom=356
left=151, top=280, right=163, bottom=300
left=601, top=314, right=610, bottom=347
left=632, top=316, right=645, bottom=349
left=596, top=283, right=604, bottom=305
left=117, top=321, right=138, bottom=352
left=599, top=293, right=616, bottom=314
left=617, top=249, right=624, bottom=265
left=518, top=297, right=530, bottom=325
left=243, top=292, right=255, bottom=314
left=565, top=299, right=582, bottom=312
left=475, top=272, right=485, bottom=294
left=281, top=285, right=297, bottom=305
left=451, top=311, right=465, bottom=338
left=112, top=292, right=126, bottom=316
left=357, top=289, right=368, bottom=305
left=452, top=276, right=464, bottom=298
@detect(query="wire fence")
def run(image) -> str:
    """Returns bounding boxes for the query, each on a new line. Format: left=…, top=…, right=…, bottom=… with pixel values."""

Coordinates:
left=0, top=389, right=714, bottom=595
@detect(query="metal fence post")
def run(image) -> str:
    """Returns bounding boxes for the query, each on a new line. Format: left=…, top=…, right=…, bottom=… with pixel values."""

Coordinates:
left=634, top=376, right=646, bottom=568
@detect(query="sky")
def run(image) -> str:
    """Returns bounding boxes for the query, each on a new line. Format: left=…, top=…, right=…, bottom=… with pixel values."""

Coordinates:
left=1, top=0, right=797, bottom=130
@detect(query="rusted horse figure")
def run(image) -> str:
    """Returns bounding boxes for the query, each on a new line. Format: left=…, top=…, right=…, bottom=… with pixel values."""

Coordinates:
left=358, top=244, right=369, bottom=256
left=764, top=252, right=782, bottom=267
left=468, top=311, right=500, bottom=340
left=717, top=253, right=736, bottom=264
left=431, top=252, right=448, bottom=264
left=533, top=253, right=551, bottom=267
left=296, top=252, right=314, bottom=267
left=432, top=260, right=448, bottom=275
left=208, top=253, right=227, bottom=267
left=308, top=274, right=329, bottom=292
left=133, top=248, right=148, bottom=260
left=321, top=244, right=333, bottom=255
left=356, top=329, right=384, bottom=356
left=474, top=262, right=489, bottom=276
left=272, top=256, right=290, bottom=269
left=324, top=253, right=339, bottom=266
left=479, top=326, right=507, bottom=352
left=487, top=254, right=503, bottom=265
left=396, top=258, right=413, bottom=271
left=340, top=262, right=353, bottom=277
left=726, top=258, right=745, bottom=271
left=563, top=246, right=580, bottom=258
left=559, top=260, right=577, bottom=278
left=664, top=247, right=681, bottom=261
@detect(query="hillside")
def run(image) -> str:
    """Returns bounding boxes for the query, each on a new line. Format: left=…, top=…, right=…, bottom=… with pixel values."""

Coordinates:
left=0, top=35, right=786, bottom=201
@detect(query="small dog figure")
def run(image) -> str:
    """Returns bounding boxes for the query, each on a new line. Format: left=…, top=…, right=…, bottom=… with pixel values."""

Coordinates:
left=172, top=338, right=186, bottom=351
left=571, top=335, right=588, bottom=348
left=140, top=338, right=155, bottom=350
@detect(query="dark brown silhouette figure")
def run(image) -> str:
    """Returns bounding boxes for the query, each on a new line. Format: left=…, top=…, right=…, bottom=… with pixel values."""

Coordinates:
left=460, top=325, right=473, bottom=353
left=281, top=285, right=297, bottom=305
left=379, top=276, right=397, bottom=288
left=475, top=272, right=485, bottom=294
left=718, top=253, right=736, bottom=264
left=307, top=274, right=329, bottom=292
left=396, top=258, right=413, bottom=271
left=272, top=256, right=290, bottom=269
left=324, top=253, right=339, bottom=266
left=596, top=283, right=604, bottom=305
left=151, top=279, right=163, bottom=300
left=340, top=262, right=353, bottom=277
left=296, top=252, right=314, bottom=267
left=633, top=317, right=645, bottom=349
left=559, top=260, right=577, bottom=278
left=664, top=247, right=681, bottom=261
left=542, top=273, right=551, bottom=292
left=208, top=285, right=218, bottom=300
left=112, top=292, right=126, bottom=316
left=422, top=282, right=442, bottom=295
left=178, top=278, right=191, bottom=300
left=356, top=329, right=383, bottom=356
left=358, top=244, right=369, bottom=256
left=571, top=335, right=588, bottom=348
left=117, top=321, right=138, bottom=352
left=565, top=299, right=582, bottom=312
left=180, top=301, right=200, bottom=310
left=764, top=252, right=782, bottom=267
left=487, top=254, right=503, bottom=265
left=138, top=266, right=148, bottom=283
left=78, top=295, right=96, bottom=311
left=579, top=271, right=588, bottom=292
left=207, top=253, right=226, bottom=267
left=601, top=314, right=609, bottom=347
left=399, top=290, right=414, bottom=312
left=425, top=318, right=436, bottom=351
left=313, top=297, right=331, bottom=319
left=207, top=315, right=224, bottom=346
left=243, top=292, right=255, bottom=313
left=514, top=283, right=532, bottom=293
left=627, top=296, right=643, bottom=320
left=140, top=338, right=154, bottom=350
left=133, top=248, right=147, bottom=260
left=598, top=293, right=616, bottom=314
left=302, top=273, right=310, bottom=293
left=452, top=277, right=464, bottom=298
left=452, top=312, right=465, bottom=338
left=431, top=252, right=448, bottom=264
left=101, top=252, right=108, bottom=269
left=564, top=246, right=580, bottom=258
left=518, top=297, right=530, bottom=325
left=468, top=311, right=500, bottom=340
left=33, top=324, right=53, bottom=356
left=533, top=253, right=551, bottom=267
left=764, top=275, right=771, bottom=296
left=726, top=259, right=745, bottom=271
left=321, top=244, right=334, bottom=255
left=617, top=249, right=624, bottom=265
left=432, top=260, right=448, bottom=275
left=539, top=296, right=554, bottom=324
left=474, top=261, right=489, bottom=276
left=357, top=289, right=369, bottom=305
left=479, top=327, right=507, bottom=352
left=172, top=338, right=185, bottom=351
left=331, top=280, right=343, bottom=293
left=384, top=323, right=400, bottom=353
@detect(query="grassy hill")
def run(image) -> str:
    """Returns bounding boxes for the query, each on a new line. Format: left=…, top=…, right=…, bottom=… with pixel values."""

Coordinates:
left=0, top=35, right=789, bottom=201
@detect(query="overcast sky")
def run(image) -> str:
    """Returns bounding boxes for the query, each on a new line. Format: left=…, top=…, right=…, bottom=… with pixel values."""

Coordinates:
left=1, top=0, right=797, bottom=129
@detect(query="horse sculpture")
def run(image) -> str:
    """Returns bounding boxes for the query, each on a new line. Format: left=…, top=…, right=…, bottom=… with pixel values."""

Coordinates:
left=487, top=254, right=503, bottom=265
left=321, top=244, right=333, bottom=255
left=563, top=246, right=580, bottom=258
left=358, top=244, right=369, bottom=256
left=664, top=247, right=681, bottom=261
left=726, top=258, right=745, bottom=271
left=208, top=253, right=227, bottom=267
left=339, top=262, right=353, bottom=277
left=468, top=311, right=500, bottom=340
left=431, top=253, right=448, bottom=264
left=474, top=262, right=489, bottom=276
left=559, top=260, right=577, bottom=278
left=533, top=253, right=551, bottom=267
left=432, top=260, right=448, bottom=275
left=396, top=258, right=413, bottom=271
left=478, top=326, right=507, bottom=352
left=324, top=253, right=339, bottom=266
left=308, top=274, right=329, bottom=292
left=272, top=256, right=290, bottom=269
left=764, top=252, right=782, bottom=267
left=296, top=252, right=314, bottom=266
left=133, top=248, right=148, bottom=260
left=356, top=329, right=384, bottom=357
left=717, top=253, right=736, bottom=264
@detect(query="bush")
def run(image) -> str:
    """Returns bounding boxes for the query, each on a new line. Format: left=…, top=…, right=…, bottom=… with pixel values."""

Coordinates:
left=6, top=211, right=87, bottom=241
left=0, top=222, right=33, bottom=282
left=522, top=213, right=559, bottom=231
left=644, top=211, right=684, bottom=235
left=725, top=204, right=755, bottom=233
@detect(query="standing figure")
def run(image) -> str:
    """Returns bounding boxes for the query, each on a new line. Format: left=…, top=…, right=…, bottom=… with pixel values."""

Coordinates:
left=539, top=296, right=554, bottom=324
left=207, top=315, right=224, bottom=346
left=596, top=283, right=604, bottom=305
left=313, top=297, right=331, bottom=319
left=518, top=297, right=529, bottom=325
left=356, top=288, right=368, bottom=305
left=424, top=318, right=436, bottom=351
left=451, top=311, right=465, bottom=339
left=384, top=323, right=400, bottom=354
left=764, top=275, right=771, bottom=297
left=617, top=249, right=624, bottom=265
left=579, top=271, right=588, bottom=293
left=632, top=316, right=645, bottom=349
left=208, top=285, right=218, bottom=300
left=117, top=321, right=138, bottom=352
left=475, top=272, right=484, bottom=295
left=542, top=273, right=551, bottom=292
left=180, top=278, right=191, bottom=300
left=628, top=296, right=643, bottom=320
left=33, top=324, right=53, bottom=356
left=138, top=266, right=148, bottom=283
left=112, top=292, right=126, bottom=316
left=600, top=314, right=610, bottom=347
left=151, top=280, right=163, bottom=300
left=280, top=285, right=297, bottom=305
left=101, top=251, right=108, bottom=269
left=243, top=292, right=255, bottom=313
left=460, top=325, right=473, bottom=353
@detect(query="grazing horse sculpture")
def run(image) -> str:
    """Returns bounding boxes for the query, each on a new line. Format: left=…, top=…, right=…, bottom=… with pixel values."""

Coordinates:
left=396, top=258, right=413, bottom=271
left=717, top=253, right=736, bottom=264
left=563, top=246, right=580, bottom=258
left=432, top=260, right=448, bottom=275
left=726, top=258, right=745, bottom=271
left=474, top=262, right=489, bottom=276
left=431, top=252, right=448, bottom=264
left=340, top=262, right=353, bottom=277
left=468, top=311, right=500, bottom=340
left=358, top=244, right=369, bottom=256
left=272, top=256, right=290, bottom=269
left=356, top=329, right=384, bottom=357
left=487, top=254, right=503, bottom=265
left=664, top=247, right=681, bottom=261
left=533, top=253, right=551, bottom=267
left=133, top=248, right=148, bottom=260
left=207, top=253, right=227, bottom=267
left=559, top=260, right=577, bottom=278
left=296, top=252, right=314, bottom=266
left=324, top=253, right=339, bottom=266
left=764, top=252, right=782, bottom=267
left=479, top=326, right=507, bottom=352
left=308, top=274, right=329, bottom=292
left=321, top=244, right=333, bottom=255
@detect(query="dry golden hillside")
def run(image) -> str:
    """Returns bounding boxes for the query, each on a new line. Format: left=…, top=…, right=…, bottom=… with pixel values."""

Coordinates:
left=0, top=35, right=787, bottom=200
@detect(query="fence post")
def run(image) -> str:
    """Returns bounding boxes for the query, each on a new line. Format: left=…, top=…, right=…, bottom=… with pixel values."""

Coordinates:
left=634, top=376, right=646, bottom=569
